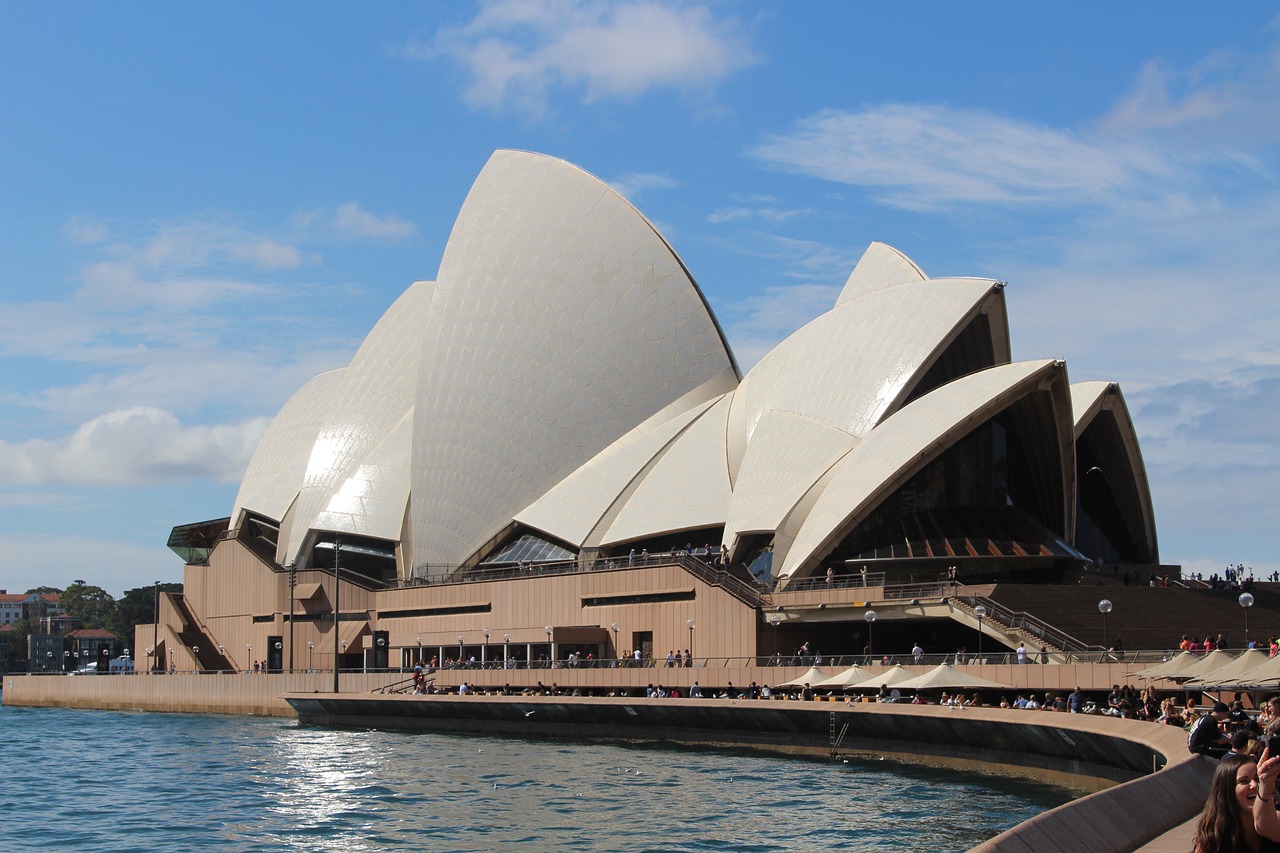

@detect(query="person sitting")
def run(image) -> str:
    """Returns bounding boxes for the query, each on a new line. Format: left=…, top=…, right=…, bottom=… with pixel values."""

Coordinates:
left=1191, top=702, right=1235, bottom=759
left=1192, top=751, right=1280, bottom=853
left=1228, top=730, right=1256, bottom=758
left=1229, top=700, right=1258, bottom=735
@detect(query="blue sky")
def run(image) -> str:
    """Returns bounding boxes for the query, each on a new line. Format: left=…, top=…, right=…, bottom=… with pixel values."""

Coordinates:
left=1, top=2, right=1277, bottom=597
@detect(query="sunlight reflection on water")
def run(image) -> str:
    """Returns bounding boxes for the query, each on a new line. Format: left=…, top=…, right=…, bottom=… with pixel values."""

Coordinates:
left=0, top=705, right=1072, bottom=852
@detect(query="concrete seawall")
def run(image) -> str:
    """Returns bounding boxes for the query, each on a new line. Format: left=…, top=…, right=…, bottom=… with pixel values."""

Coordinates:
left=2, top=671, right=391, bottom=716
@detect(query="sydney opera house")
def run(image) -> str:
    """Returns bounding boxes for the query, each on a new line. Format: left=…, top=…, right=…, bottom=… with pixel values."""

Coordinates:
left=152, top=150, right=1158, bottom=676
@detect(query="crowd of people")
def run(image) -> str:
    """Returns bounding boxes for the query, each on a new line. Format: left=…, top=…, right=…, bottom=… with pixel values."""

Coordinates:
left=1191, top=695, right=1280, bottom=852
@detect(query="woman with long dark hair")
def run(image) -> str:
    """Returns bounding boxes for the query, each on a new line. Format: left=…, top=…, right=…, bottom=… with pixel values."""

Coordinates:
left=1194, top=750, right=1280, bottom=853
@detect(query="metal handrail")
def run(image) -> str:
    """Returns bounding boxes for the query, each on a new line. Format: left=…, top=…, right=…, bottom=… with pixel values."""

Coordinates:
left=956, top=594, right=1091, bottom=654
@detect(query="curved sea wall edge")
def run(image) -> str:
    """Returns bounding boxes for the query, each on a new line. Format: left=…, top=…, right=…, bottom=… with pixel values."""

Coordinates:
left=286, top=692, right=1209, bottom=853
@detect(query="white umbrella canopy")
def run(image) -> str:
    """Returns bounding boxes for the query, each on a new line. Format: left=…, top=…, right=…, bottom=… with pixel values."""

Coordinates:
left=812, top=664, right=874, bottom=689
left=1187, top=649, right=1272, bottom=686
left=891, top=663, right=1012, bottom=692
left=1175, top=649, right=1238, bottom=681
left=1134, top=651, right=1202, bottom=681
left=849, top=664, right=919, bottom=691
left=777, top=666, right=827, bottom=687
left=1213, top=652, right=1280, bottom=687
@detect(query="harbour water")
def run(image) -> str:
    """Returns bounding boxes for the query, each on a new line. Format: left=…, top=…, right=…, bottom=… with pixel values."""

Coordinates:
left=0, top=702, right=1074, bottom=851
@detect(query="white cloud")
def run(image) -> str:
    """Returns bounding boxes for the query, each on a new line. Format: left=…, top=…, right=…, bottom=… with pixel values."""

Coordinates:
left=1099, top=40, right=1280, bottom=146
left=6, top=344, right=344, bottom=424
left=0, top=532, right=182, bottom=597
left=293, top=203, right=418, bottom=241
left=717, top=232, right=863, bottom=283
left=414, top=0, right=757, bottom=114
left=0, top=407, right=270, bottom=486
left=750, top=104, right=1177, bottom=211
left=64, top=216, right=112, bottom=245
left=332, top=202, right=418, bottom=240
left=131, top=220, right=303, bottom=273
left=608, top=171, right=677, bottom=200
left=0, top=490, right=77, bottom=508
left=707, top=195, right=809, bottom=224
left=719, top=282, right=842, bottom=371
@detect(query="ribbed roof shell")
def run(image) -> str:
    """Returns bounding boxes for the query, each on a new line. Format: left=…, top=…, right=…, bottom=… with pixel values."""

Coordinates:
left=231, top=367, right=346, bottom=532
left=407, top=150, right=737, bottom=570
left=283, top=280, right=433, bottom=561
left=228, top=150, right=1156, bottom=587
left=779, top=359, right=1069, bottom=579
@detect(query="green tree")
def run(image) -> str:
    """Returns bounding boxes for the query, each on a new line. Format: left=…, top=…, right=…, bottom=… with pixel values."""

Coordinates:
left=21, top=586, right=62, bottom=625
left=4, top=617, right=32, bottom=669
left=60, top=580, right=116, bottom=630
left=109, top=582, right=183, bottom=646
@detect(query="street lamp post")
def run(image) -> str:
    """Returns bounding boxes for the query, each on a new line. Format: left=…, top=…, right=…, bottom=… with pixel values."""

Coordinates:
left=503, top=633, right=511, bottom=669
left=458, top=635, right=465, bottom=666
left=609, top=622, right=619, bottom=664
left=545, top=626, right=553, bottom=666
left=483, top=628, right=490, bottom=668
left=686, top=619, right=696, bottom=664
left=193, top=646, right=200, bottom=672
left=333, top=540, right=342, bottom=694
left=1098, top=599, right=1113, bottom=656
left=287, top=561, right=296, bottom=673
left=864, top=609, right=877, bottom=659
left=973, top=604, right=987, bottom=661
left=152, top=580, right=160, bottom=674
left=307, top=641, right=314, bottom=671
left=766, top=612, right=782, bottom=662
left=1240, top=592, right=1255, bottom=646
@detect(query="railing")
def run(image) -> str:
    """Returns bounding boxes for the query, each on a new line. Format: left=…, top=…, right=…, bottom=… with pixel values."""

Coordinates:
left=955, top=594, right=1092, bottom=656
left=25, top=647, right=1190, bottom=676
left=777, top=572, right=888, bottom=593
left=393, top=552, right=770, bottom=605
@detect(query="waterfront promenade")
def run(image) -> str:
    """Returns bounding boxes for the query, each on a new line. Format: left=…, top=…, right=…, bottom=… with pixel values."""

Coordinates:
left=5, top=658, right=1170, bottom=715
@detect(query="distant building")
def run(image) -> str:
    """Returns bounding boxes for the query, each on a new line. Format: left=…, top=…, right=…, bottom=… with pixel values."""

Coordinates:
left=67, top=628, right=117, bottom=673
left=27, top=632, right=63, bottom=674
left=0, top=592, right=21, bottom=627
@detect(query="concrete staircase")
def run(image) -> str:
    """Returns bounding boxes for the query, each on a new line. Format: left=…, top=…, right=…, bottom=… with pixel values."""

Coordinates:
left=983, top=584, right=1280, bottom=653
left=949, top=594, right=1087, bottom=661
left=171, top=593, right=236, bottom=672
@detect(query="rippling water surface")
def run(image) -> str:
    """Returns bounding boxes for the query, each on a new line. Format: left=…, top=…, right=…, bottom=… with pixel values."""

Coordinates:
left=0, top=703, right=1074, bottom=851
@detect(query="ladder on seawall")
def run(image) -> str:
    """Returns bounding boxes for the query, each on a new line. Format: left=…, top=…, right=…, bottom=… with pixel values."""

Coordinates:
left=829, top=711, right=849, bottom=759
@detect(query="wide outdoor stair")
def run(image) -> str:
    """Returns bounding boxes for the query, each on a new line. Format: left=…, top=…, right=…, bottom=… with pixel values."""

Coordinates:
left=950, top=594, right=1082, bottom=656
left=984, top=584, right=1280, bottom=653
left=171, top=593, right=236, bottom=672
